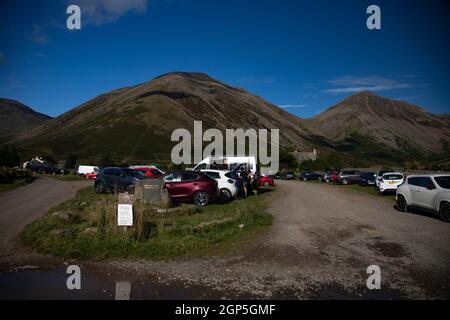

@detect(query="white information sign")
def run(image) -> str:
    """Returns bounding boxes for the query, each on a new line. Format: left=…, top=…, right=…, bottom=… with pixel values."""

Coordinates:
left=117, top=204, right=133, bottom=226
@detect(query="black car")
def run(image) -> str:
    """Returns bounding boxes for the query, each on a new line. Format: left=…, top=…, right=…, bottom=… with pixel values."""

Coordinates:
left=280, top=172, right=295, bottom=180
left=273, top=172, right=281, bottom=179
left=299, top=172, right=322, bottom=181
left=26, top=160, right=61, bottom=174
left=359, top=172, right=376, bottom=186
left=95, top=167, right=148, bottom=193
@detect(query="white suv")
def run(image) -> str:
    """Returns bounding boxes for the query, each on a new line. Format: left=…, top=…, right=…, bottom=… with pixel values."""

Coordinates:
left=201, top=170, right=239, bottom=200
left=396, top=174, right=450, bottom=222
left=378, top=172, right=404, bottom=195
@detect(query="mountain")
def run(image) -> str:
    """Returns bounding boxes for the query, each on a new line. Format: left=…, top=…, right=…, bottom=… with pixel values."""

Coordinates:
left=7, top=74, right=450, bottom=167
left=12, top=72, right=323, bottom=162
left=0, top=98, right=51, bottom=144
left=307, top=91, right=450, bottom=164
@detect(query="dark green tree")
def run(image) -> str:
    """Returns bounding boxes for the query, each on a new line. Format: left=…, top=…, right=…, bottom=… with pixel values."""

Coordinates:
left=65, top=154, right=78, bottom=169
left=0, top=146, right=21, bottom=167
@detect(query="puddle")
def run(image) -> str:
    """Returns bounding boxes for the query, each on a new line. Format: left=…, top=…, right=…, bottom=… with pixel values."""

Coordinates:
left=367, top=241, right=409, bottom=258
left=0, top=268, right=232, bottom=300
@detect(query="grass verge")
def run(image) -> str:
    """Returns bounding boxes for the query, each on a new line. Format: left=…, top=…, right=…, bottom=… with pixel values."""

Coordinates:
left=0, top=178, right=32, bottom=193
left=35, top=174, right=87, bottom=181
left=21, top=187, right=273, bottom=261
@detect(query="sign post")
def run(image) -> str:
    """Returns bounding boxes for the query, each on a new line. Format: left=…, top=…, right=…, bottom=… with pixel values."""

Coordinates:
left=117, top=204, right=133, bottom=228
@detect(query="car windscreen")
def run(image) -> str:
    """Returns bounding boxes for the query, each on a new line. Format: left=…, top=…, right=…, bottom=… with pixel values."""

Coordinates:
left=123, top=169, right=143, bottom=177
left=383, top=174, right=403, bottom=180
left=204, top=171, right=221, bottom=180
left=434, top=176, right=450, bottom=189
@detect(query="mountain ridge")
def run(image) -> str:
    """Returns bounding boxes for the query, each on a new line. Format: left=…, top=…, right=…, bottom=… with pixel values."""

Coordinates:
left=0, top=98, right=52, bottom=145
left=3, top=72, right=449, bottom=166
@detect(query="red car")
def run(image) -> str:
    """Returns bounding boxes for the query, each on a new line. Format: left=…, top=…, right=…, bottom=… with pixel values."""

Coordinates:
left=163, top=171, right=218, bottom=206
left=83, top=168, right=100, bottom=180
left=259, top=175, right=275, bottom=186
left=135, top=167, right=165, bottom=178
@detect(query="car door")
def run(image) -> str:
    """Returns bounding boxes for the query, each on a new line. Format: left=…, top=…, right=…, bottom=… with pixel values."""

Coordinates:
left=178, top=173, right=200, bottom=198
left=407, top=177, right=421, bottom=206
left=415, top=177, right=438, bottom=209
left=164, top=173, right=183, bottom=198
left=101, top=169, right=114, bottom=188
left=111, top=169, right=125, bottom=192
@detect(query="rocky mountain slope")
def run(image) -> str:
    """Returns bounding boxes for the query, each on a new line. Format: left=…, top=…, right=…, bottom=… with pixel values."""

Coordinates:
left=0, top=98, right=51, bottom=144
left=4, top=73, right=449, bottom=166
left=306, top=91, right=450, bottom=163
left=12, top=72, right=322, bottom=160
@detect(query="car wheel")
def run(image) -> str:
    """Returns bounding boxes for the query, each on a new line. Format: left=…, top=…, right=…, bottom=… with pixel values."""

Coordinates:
left=342, top=179, right=348, bottom=185
left=95, top=182, right=105, bottom=194
left=378, top=190, right=383, bottom=196
left=325, top=178, right=330, bottom=183
left=219, top=188, right=232, bottom=200
left=396, top=195, right=408, bottom=212
left=194, top=191, right=210, bottom=206
left=439, top=202, right=450, bottom=223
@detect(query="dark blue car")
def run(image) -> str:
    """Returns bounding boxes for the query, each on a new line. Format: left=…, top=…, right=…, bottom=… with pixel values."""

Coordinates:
left=299, top=172, right=322, bottom=181
left=359, top=172, right=376, bottom=186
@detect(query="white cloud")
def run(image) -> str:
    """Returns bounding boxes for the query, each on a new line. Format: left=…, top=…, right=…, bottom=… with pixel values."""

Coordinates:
left=322, top=76, right=413, bottom=94
left=34, top=53, right=48, bottom=58
left=69, top=0, right=150, bottom=26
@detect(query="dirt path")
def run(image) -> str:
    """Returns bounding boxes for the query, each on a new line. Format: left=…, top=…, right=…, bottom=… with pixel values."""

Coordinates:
left=0, top=177, right=92, bottom=254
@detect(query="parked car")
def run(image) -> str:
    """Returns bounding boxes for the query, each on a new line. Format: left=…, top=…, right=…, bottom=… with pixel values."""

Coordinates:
left=322, top=172, right=334, bottom=183
left=201, top=169, right=239, bottom=200
left=378, top=172, right=404, bottom=195
left=163, top=171, right=218, bottom=206
left=375, top=169, right=391, bottom=189
left=280, top=172, right=295, bottom=180
left=259, top=175, right=275, bottom=186
left=83, top=167, right=100, bottom=180
left=299, top=172, right=322, bottom=181
left=26, top=160, right=61, bottom=174
left=396, top=175, right=450, bottom=222
left=359, top=172, right=376, bottom=186
left=335, top=170, right=360, bottom=185
left=134, top=166, right=165, bottom=178
left=95, top=167, right=147, bottom=194
left=273, top=172, right=281, bottom=179
left=77, top=165, right=99, bottom=176
left=193, top=156, right=259, bottom=174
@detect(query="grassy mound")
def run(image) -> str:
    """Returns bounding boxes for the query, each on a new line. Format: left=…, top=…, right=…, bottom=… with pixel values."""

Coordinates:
left=21, top=187, right=272, bottom=260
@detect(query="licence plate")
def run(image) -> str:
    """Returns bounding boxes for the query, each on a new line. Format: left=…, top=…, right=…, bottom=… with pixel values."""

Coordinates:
left=388, top=181, right=397, bottom=185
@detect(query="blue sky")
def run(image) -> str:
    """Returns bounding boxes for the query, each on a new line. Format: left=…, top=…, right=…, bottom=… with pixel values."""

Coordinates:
left=0, top=0, right=449, bottom=118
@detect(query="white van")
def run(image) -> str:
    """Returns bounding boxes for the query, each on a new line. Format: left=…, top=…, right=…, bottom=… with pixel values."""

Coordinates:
left=77, top=165, right=100, bottom=175
left=193, top=156, right=259, bottom=174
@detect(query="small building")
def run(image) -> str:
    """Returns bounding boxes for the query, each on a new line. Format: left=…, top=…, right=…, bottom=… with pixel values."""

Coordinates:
left=291, top=149, right=317, bottom=162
